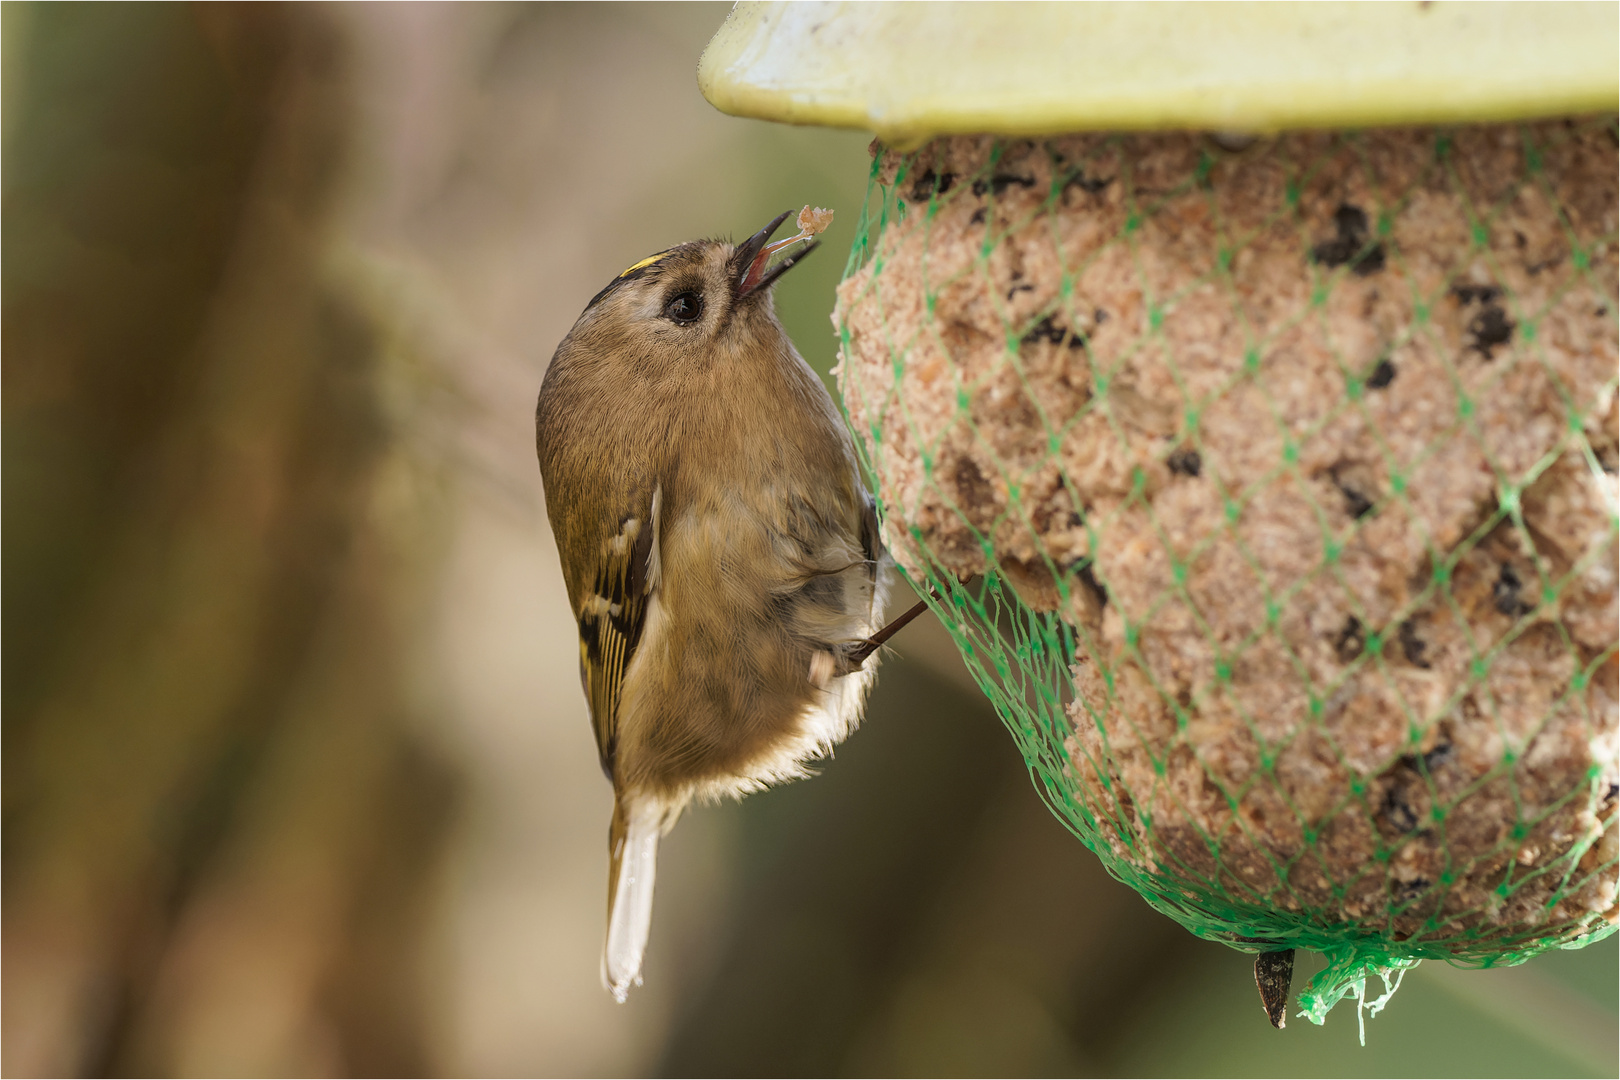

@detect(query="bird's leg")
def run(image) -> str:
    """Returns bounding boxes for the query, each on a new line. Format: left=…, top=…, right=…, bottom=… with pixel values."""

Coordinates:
left=838, top=598, right=933, bottom=673
left=834, top=573, right=981, bottom=675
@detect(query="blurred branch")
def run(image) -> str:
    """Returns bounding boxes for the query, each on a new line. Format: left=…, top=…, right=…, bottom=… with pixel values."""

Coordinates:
left=3, top=7, right=458, bottom=1075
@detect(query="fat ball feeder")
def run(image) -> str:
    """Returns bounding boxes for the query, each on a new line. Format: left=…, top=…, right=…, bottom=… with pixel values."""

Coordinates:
left=701, top=2, right=1618, bottom=1031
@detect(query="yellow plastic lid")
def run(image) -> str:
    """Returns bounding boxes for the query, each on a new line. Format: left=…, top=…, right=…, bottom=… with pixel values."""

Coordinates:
left=699, top=2, right=1619, bottom=149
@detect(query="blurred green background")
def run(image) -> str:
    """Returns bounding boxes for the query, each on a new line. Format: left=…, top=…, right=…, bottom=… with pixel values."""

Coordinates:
left=3, top=3, right=1613, bottom=1076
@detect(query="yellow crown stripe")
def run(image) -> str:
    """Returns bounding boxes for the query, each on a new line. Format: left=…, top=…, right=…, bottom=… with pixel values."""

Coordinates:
left=619, top=251, right=671, bottom=278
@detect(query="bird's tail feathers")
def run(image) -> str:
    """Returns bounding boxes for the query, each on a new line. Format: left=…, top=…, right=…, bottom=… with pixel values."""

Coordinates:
left=602, top=795, right=662, bottom=1002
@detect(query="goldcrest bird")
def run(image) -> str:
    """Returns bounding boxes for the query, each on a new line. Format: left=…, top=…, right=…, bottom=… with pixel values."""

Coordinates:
left=536, top=208, right=923, bottom=1002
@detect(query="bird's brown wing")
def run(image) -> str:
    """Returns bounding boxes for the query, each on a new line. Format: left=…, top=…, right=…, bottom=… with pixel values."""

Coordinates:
left=576, top=485, right=661, bottom=778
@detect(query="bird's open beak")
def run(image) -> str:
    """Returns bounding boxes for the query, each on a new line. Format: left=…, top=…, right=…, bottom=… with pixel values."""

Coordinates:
left=732, top=210, right=820, bottom=299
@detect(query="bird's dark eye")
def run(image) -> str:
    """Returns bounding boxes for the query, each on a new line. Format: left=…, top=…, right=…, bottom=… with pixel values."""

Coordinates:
left=664, top=292, right=703, bottom=325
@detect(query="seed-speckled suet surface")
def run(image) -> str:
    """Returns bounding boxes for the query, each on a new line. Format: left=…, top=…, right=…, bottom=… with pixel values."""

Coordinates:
left=536, top=211, right=889, bottom=1001
left=834, top=123, right=1617, bottom=1020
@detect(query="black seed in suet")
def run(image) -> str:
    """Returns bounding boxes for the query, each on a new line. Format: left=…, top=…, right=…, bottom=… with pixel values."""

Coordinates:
left=1422, top=742, right=1454, bottom=774
left=1021, top=316, right=1060, bottom=345
left=1399, top=619, right=1430, bottom=668
left=910, top=169, right=956, bottom=200
left=1332, top=469, right=1374, bottom=519
left=1450, top=283, right=1502, bottom=305
left=1310, top=204, right=1385, bottom=276
left=1254, top=950, right=1295, bottom=1029
left=1334, top=615, right=1365, bottom=662
left=1382, top=784, right=1421, bottom=834
left=1393, top=876, right=1433, bottom=904
left=1064, top=169, right=1113, bottom=195
left=991, top=173, right=1035, bottom=195
left=1367, top=359, right=1397, bottom=388
left=1021, top=316, right=1085, bottom=350
left=1167, top=447, right=1201, bottom=477
left=1492, top=563, right=1533, bottom=617
left=1468, top=305, right=1515, bottom=358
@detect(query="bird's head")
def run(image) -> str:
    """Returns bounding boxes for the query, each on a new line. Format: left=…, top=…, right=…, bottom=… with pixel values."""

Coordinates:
left=565, top=210, right=820, bottom=372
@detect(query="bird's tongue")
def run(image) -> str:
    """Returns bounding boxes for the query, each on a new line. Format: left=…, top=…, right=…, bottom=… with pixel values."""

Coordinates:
left=741, top=237, right=801, bottom=293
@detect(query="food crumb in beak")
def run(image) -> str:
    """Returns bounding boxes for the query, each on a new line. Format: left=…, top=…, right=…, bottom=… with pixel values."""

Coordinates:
left=796, top=206, right=833, bottom=236
left=756, top=206, right=834, bottom=268
left=740, top=206, right=835, bottom=294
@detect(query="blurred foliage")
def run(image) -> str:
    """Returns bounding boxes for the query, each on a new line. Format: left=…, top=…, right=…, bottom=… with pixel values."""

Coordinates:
left=2, top=4, right=1613, bottom=1077
left=3, top=5, right=456, bottom=1074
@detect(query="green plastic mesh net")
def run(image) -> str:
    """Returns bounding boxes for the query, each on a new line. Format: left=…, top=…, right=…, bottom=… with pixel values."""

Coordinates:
left=833, top=118, right=1619, bottom=1027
